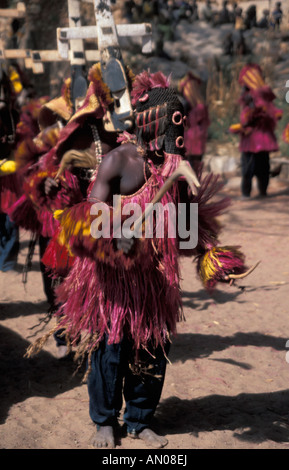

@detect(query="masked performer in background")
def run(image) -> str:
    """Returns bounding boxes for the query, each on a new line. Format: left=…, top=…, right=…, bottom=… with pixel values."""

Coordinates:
left=229, top=63, right=282, bottom=199
left=0, top=65, right=25, bottom=272
left=7, top=78, right=73, bottom=309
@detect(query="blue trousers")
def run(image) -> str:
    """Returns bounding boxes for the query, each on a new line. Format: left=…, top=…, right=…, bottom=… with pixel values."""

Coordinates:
left=88, top=335, right=170, bottom=434
left=0, top=213, right=19, bottom=272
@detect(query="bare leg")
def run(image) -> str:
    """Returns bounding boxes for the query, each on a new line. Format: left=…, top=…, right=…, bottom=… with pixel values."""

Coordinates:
left=130, top=428, right=168, bottom=448
left=91, top=425, right=115, bottom=448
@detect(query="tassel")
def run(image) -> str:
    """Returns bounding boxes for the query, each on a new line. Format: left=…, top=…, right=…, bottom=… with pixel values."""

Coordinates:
left=25, top=323, right=60, bottom=358
left=197, top=245, right=246, bottom=291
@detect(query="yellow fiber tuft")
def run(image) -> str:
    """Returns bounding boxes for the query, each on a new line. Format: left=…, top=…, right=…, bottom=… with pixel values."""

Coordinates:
left=53, top=209, right=64, bottom=220
left=0, top=160, right=17, bottom=175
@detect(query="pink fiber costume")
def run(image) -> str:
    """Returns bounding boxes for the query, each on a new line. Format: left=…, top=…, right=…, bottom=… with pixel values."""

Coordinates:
left=229, top=63, right=282, bottom=197
left=27, top=71, right=246, bottom=440
left=50, top=150, right=245, bottom=350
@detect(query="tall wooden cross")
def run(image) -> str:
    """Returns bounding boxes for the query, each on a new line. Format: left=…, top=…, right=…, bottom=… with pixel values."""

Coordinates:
left=0, top=2, right=25, bottom=19
left=57, top=0, right=153, bottom=131
left=1, top=0, right=152, bottom=126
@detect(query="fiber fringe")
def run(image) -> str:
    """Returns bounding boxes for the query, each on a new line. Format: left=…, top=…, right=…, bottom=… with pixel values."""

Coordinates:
left=197, top=245, right=246, bottom=291
left=27, top=154, right=246, bottom=365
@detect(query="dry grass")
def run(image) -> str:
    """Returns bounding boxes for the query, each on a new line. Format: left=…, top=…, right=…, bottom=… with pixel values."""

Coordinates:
left=206, top=59, right=245, bottom=142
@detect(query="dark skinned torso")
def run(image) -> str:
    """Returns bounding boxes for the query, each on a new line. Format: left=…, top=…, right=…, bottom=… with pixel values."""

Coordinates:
left=89, top=142, right=165, bottom=203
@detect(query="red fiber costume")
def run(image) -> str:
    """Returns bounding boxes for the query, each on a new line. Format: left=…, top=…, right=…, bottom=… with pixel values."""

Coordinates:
left=7, top=78, right=74, bottom=236
left=0, top=66, right=51, bottom=272
left=8, top=61, right=114, bottom=239
left=230, top=63, right=282, bottom=153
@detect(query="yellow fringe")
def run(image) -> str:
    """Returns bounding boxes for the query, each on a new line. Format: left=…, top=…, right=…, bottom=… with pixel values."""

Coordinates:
left=0, top=160, right=17, bottom=175
left=199, top=247, right=227, bottom=284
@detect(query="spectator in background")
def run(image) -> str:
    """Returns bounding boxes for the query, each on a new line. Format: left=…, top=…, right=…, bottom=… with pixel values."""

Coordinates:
left=201, top=0, right=213, bottom=23
left=142, top=0, right=159, bottom=21
left=230, top=2, right=239, bottom=23
left=223, top=7, right=248, bottom=57
left=190, top=0, right=199, bottom=22
left=124, top=0, right=135, bottom=22
left=272, top=2, right=283, bottom=30
left=244, top=5, right=257, bottom=29
left=257, top=9, right=270, bottom=29
left=219, top=0, right=231, bottom=24
left=234, top=6, right=245, bottom=31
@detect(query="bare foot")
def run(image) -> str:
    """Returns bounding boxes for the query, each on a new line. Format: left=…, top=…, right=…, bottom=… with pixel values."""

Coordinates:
left=137, top=428, right=168, bottom=448
left=91, top=425, right=115, bottom=448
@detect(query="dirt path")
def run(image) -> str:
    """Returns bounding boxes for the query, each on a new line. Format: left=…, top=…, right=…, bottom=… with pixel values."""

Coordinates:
left=1, top=174, right=289, bottom=450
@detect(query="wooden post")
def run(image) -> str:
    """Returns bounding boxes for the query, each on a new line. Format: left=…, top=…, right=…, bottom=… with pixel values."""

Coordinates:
left=57, top=23, right=152, bottom=56
left=0, top=47, right=100, bottom=69
left=94, top=0, right=133, bottom=131
left=68, top=0, right=85, bottom=66
left=0, top=2, right=26, bottom=18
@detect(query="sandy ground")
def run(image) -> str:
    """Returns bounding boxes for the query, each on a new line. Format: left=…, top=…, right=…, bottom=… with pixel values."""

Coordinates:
left=1, top=173, right=289, bottom=451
